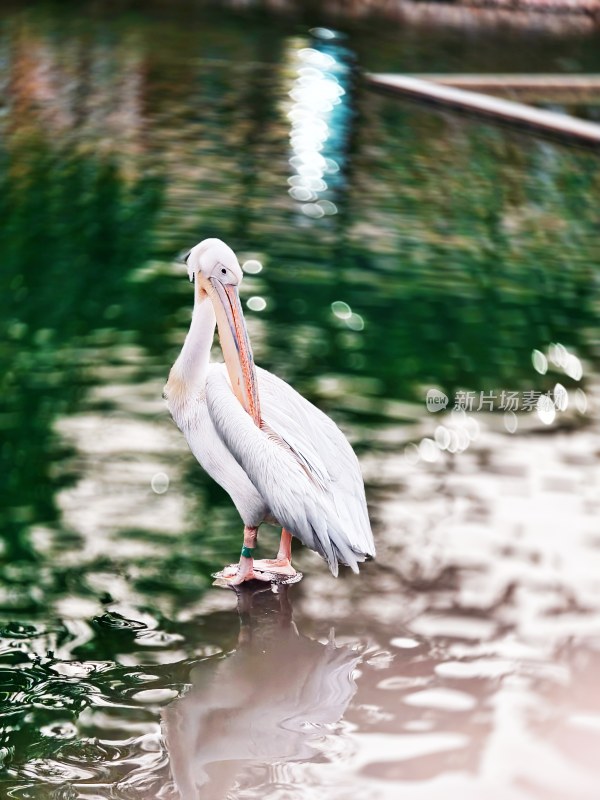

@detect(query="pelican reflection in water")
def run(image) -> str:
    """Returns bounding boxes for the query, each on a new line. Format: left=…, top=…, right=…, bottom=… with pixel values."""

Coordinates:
left=164, top=239, right=375, bottom=585
left=163, top=586, right=361, bottom=799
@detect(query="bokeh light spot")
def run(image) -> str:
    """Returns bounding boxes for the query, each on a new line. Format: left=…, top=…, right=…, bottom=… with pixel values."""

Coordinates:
left=536, top=394, right=556, bottom=426
left=532, top=349, right=548, bottom=375
left=309, top=27, right=338, bottom=40
left=301, top=202, right=325, bottom=219
left=331, top=301, right=352, bottom=319
left=318, top=200, right=338, bottom=215
left=553, top=383, right=568, bottom=412
left=346, top=313, right=365, bottom=331
left=247, top=296, right=267, bottom=312
left=151, top=472, right=169, bottom=494
left=504, top=410, right=518, bottom=434
left=242, top=259, right=263, bottom=274
left=289, top=186, right=316, bottom=202
left=575, top=389, right=588, bottom=414
left=404, top=443, right=420, bottom=464
left=565, top=354, right=583, bottom=381
left=434, top=425, right=451, bottom=450
left=419, top=438, right=439, bottom=463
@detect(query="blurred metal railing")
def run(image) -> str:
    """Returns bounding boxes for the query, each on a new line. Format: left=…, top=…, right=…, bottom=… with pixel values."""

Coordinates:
left=366, top=73, right=600, bottom=148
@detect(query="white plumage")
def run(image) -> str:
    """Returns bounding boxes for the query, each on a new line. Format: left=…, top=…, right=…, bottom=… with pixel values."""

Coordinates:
left=165, top=238, right=375, bottom=581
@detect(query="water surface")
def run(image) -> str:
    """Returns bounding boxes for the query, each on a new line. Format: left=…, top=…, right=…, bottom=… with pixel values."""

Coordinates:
left=1, top=3, right=600, bottom=798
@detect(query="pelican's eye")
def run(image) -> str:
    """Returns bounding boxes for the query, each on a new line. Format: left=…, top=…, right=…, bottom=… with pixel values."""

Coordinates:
left=213, top=263, right=238, bottom=285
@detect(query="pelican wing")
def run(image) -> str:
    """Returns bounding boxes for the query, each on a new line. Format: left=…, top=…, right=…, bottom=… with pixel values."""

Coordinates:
left=256, top=368, right=374, bottom=556
left=205, top=365, right=374, bottom=575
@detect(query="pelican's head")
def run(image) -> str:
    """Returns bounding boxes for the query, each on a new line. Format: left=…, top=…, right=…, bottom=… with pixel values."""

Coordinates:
left=185, top=238, right=243, bottom=288
left=185, top=238, right=260, bottom=426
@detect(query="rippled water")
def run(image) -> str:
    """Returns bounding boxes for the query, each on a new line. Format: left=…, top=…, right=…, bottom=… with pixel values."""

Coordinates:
left=1, top=2, right=600, bottom=798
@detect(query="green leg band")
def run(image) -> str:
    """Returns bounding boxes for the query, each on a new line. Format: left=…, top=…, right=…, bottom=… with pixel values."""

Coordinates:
left=240, top=545, right=254, bottom=559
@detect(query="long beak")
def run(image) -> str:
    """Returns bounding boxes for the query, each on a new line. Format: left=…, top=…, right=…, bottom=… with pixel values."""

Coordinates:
left=207, top=277, right=261, bottom=427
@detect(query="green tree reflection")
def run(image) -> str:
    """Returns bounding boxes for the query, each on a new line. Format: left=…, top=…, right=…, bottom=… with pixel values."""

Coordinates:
left=0, top=141, right=163, bottom=562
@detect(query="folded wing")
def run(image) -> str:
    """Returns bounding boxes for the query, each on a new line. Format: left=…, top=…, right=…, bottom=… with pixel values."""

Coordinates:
left=205, top=365, right=374, bottom=575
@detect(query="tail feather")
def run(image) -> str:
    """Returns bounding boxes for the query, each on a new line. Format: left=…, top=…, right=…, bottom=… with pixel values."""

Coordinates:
left=309, top=516, right=338, bottom=577
left=330, top=532, right=360, bottom=575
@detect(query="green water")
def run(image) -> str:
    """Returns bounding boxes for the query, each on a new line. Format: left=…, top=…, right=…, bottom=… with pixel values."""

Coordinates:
left=1, top=2, right=600, bottom=798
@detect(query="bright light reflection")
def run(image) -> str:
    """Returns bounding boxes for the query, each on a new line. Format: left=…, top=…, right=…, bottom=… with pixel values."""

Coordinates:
left=536, top=394, right=556, bottom=425
left=426, top=407, right=479, bottom=456
left=464, top=416, right=480, bottom=441
left=297, top=48, right=336, bottom=69
left=309, top=27, right=338, bottom=40
left=553, top=383, right=568, bottom=412
left=247, top=296, right=267, bottom=312
left=549, top=343, right=568, bottom=368
left=504, top=411, right=518, bottom=434
left=565, top=354, right=583, bottom=381
left=151, top=472, right=169, bottom=494
left=532, top=349, right=548, bottom=375
left=242, top=259, right=263, bottom=274
left=346, top=313, right=364, bottom=332
left=419, top=438, right=439, bottom=463
left=290, top=186, right=315, bottom=202
left=455, top=429, right=470, bottom=451
left=318, top=200, right=338, bottom=215
left=575, top=389, right=587, bottom=414
left=446, top=430, right=459, bottom=454
left=542, top=342, right=584, bottom=382
left=404, top=443, right=420, bottom=464
left=284, top=33, right=350, bottom=220
left=332, top=301, right=351, bottom=319
left=434, top=425, right=451, bottom=449
left=301, top=202, right=325, bottom=218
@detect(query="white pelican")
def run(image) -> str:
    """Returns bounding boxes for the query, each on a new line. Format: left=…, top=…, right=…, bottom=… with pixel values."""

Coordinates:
left=164, top=238, right=374, bottom=584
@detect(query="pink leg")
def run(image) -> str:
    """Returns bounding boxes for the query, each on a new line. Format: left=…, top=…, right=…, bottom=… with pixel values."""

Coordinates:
left=277, top=529, right=293, bottom=561
left=220, top=526, right=271, bottom=585
left=253, top=528, right=297, bottom=577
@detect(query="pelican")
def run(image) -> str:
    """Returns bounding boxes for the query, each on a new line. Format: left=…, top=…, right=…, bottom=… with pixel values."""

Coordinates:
left=164, top=238, right=374, bottom=584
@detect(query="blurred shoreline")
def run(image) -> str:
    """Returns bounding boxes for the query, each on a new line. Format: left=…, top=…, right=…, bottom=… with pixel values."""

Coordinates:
left=219, top=0, right=600, bottom=29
